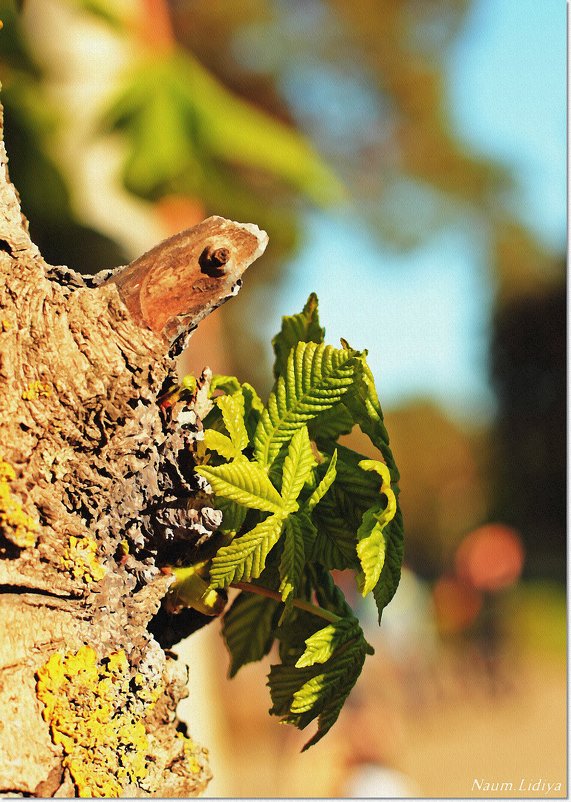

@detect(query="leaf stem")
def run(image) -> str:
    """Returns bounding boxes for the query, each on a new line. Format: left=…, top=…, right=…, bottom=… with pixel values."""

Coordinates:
left=232, top=582, right=341, bottom=624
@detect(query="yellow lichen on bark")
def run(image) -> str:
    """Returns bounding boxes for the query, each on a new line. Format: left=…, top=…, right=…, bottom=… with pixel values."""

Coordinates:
left=0, top=458, right=39, bottom=548
left=21, top=380, right=52, bottom=400
left=61, top=536, right=106, bottom=583
left=36, top=645, right=163, bottom=798
left=176, top=732, right=203, bottom=774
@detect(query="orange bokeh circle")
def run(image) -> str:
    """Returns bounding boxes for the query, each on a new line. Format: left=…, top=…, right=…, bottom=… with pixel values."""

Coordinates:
left=455, top=524, right=525, bottom=592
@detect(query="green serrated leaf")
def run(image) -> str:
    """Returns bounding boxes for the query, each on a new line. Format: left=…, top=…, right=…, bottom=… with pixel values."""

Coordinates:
left=295, top=618, right=359, bottom=668
left=280, top=426, right=316, bottom=508
left=298, top=510, right=319, bottom=554
left=310, top=564, right=354, bottom=620
left=355, top=507, right=387, bottom=597
left=268, top=573, right=374, bottom=747
left=300, top=682, right=354, bottom=751
left=306, top=450, right=338, bottom=512
left=216, top=498, right=247, bottom=536
left=345, top=356, right=400, bottom=482
left=310, top=503, right=359, bottom=570
left=241, top=382, right=264, bottom=441
left=294, top=642, right=366, bottom=715
left=254, top=342, right=361, bottom=468
left=217, top=393, right=249, bottom=453
left=278, top=516, right=306, bottom=604
left=309, top=446, right=386, bottom=567
left=268, top=663, right=319, bottom=717
left=209, top=514, right=285, bottom=587
left=209, top=380, right=262, bottom=444
left=358, top=458, right=393, bottom=488
left=276, top=605, right=321, bottom=666
left=356, top=459, right=397, bottom=596
left=272, top=293, right=325, bottom=379
left=222, top=591, right=280, bottom=677
left=332, top=445, right=384, bottom=508
left=241, top=382, right=263, bottom=411
left=203, top=429, right=237, bottom=460
left=269, top=635, right=367, bottom=749
left=210, top=374, right=242, bottom=395
left=196, top=460, right=285, bottom=514
left=372, top=506, right=404, bottom=621
left=309, top=454, right=376, bottom=570
left=308, top=401, right=355, bottom=442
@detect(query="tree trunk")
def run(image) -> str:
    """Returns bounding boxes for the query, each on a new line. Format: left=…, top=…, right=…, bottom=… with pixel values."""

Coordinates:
left=0, top=101, right=267, bottom=797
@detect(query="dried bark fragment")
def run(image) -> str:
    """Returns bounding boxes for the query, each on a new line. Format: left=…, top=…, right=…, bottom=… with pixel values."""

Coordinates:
left=102, top=216, right=268, bottom=344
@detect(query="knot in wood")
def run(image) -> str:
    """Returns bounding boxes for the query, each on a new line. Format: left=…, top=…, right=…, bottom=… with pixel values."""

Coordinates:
left=199, top=245, right=231, bottom=275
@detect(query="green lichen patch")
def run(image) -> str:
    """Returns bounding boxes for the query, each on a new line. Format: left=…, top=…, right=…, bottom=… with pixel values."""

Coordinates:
left=0, top=458, right=39, bottom=548
left=36, top=645, right=164, bottom=798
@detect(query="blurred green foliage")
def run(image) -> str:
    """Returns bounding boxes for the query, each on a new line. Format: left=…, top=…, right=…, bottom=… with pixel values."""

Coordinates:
left=0, top=0, right=128, bottom=268
left=0, top=0, right=343, bottom=268
left=102, top=52, right=343, bottom=205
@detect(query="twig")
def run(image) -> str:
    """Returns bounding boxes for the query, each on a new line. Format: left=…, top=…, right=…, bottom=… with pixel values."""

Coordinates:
left=231, top=581, right=341, bottom=624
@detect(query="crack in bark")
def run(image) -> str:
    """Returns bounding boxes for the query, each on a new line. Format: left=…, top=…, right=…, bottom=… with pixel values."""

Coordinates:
left=0, top=585, right=78, bottom=601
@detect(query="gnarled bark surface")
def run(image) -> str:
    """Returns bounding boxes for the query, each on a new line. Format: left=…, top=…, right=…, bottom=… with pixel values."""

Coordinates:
left=0, top=101, right=267, bottom=797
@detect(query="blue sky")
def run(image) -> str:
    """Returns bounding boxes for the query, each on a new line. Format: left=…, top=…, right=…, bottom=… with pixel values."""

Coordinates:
left=261, top=0, right=566, bottom=426
left=448, top=0, right=566, bottom=252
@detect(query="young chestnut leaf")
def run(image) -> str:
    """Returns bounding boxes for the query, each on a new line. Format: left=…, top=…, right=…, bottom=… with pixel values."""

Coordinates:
left=280, top=426, right=316, bottom=507
left=254, top=341, right=361, bottom=468
left=202, top=429, right=238, bottom=461
left=269, top=618, right=370, bottom=750
left=165, top=292, right=403, bottom=751
left=210, top=374, right=242, bottom=395
left=216, top=393, right=249, bottom=453
left=372, top=505, right=405, bottom=621
left=310, top=446, right=382, bottom=571
left=196, top=460, right=285, bottom=514
left=209, top=513, right=285, bottom=587
left=295, top=617, right=360, bottom=668
left=355, top=459, right=397, bottom=597
left=306, top=449, right=338, bottom=512
left=278, top=515, right=307, bottom=605
left=272, top=291, right=325, bottom=379
left=222, top=591, right=280, bottom=677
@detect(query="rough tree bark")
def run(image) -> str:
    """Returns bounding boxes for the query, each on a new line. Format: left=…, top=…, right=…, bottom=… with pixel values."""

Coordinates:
left=0, top=100, right=267, bottom=797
